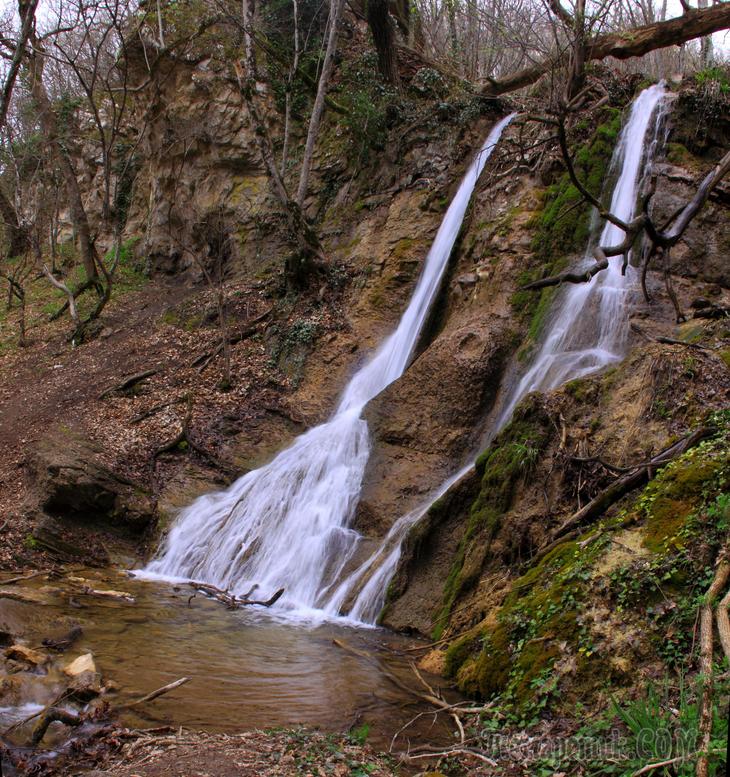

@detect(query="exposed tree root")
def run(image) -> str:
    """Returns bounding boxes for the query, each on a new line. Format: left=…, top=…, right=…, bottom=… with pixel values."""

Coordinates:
left=98, top=369, right=158, bottom=400
left=151, top=395, right=236, bottom=477
left=189, top=306, right=271, bottom=372
left=696, top=553, right=730, bottom=777
left=30, top=707, right=81, bottom=746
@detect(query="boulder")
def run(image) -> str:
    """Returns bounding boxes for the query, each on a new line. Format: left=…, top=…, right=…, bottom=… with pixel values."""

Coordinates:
left=28, top=428, right=156, bottom=532
left=26, top=428, right=157, bottom=560
left=64, top=653, right=97, bottom=677
left=5, top=644, right=49, bottom=667
left=68, top=670, right=103, bottom=701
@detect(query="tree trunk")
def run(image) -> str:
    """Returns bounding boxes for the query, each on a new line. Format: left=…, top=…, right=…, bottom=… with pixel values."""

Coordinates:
left=26, top=37, right=100, bottom=287
left=0, top=187, right=26, bottom=258
left=368, top=0, right=401, bottom=86
left=482, top=4, right=730, bottom=97
left=698, top=0, right=713, bottom=67
left=296, top=0, right=346, bottom=206
left=235, top=0, right=324, bottom=287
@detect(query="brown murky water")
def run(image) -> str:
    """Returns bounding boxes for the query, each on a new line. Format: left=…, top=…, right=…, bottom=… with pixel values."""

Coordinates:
left=0, top=568, right=457, bottom=751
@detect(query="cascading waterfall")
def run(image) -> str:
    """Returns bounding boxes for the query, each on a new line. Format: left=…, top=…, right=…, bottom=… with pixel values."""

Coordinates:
left=142, top=114, right=516, bottom=615
left=340, top=83, right=670, bottom=624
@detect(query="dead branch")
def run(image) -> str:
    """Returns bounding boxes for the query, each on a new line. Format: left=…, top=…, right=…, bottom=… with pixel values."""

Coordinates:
left=42, top=624, right=83, bottom=652
left=632, top=753, right=704, bottom=776
left=0, top=569, right=51, bottom=585
left=401, top=749, right=498, bottom=766
left=120, top=676, right=191, bottom=709
left=554, top=426, right=714, bottom=540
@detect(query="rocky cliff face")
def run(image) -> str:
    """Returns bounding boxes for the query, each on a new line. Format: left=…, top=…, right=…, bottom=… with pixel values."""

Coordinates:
left=19, top=38, right=729, bottom=716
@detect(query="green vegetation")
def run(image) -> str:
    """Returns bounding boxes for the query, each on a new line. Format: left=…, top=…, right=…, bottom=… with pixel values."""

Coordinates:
left=434, top=395, right=553, bottom=638
left=694, top=65, right=730, bottom=93
left=442, top=412, right=730, bottom=737
left=269, top=317, right=321, bottom=387
left=531, top=108, right=623, bottom=264
left=510, top=109, right=623, bottom=345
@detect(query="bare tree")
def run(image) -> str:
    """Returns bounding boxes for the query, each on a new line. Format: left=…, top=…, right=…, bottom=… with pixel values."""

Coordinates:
left=231, top=0, right=325, bottom=287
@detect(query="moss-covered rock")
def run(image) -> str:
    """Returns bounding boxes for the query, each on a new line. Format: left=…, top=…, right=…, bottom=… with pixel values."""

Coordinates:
left=435, top=395, right=554, bottom=636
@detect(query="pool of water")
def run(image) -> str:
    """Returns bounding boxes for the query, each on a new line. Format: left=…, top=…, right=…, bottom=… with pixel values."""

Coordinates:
left=0, top=568, right=457, bottom=750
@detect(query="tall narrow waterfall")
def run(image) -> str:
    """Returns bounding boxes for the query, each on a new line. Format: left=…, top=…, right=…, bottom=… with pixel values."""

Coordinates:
left=340, top=84, right=669, bottom=624
left=494, top=83, right=669, bottom=427
left=143, top=114, right=516, bottom=614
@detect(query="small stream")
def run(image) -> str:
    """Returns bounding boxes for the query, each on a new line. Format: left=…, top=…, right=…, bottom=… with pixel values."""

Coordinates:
left=0, top=569, right=457, bottom=754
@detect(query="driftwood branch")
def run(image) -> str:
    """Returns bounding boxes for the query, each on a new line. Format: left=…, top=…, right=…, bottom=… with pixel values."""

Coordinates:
left=189, top=581, right=284, bottom=608
left=120, top=676, right=191, bottom=709
left=0, top=569, right=51, bottom=585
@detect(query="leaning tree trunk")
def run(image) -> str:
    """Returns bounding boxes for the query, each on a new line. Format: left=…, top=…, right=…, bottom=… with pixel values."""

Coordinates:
left=295, top=0, right=346, bottom=207
left=482, top=3, right=730, bottom=97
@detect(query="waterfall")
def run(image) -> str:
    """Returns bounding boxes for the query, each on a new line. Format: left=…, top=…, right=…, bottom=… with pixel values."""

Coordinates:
left=494, top=83, right=670, bottom=426
left=141, top=114, right=516, bottom=615
left=341, top=84, right=670, bottom=625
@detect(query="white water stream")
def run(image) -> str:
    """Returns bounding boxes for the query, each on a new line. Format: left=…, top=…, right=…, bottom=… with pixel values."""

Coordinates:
left=337, top=84, right=670, bottom=624
left=143, top=114, right=516, bottom=616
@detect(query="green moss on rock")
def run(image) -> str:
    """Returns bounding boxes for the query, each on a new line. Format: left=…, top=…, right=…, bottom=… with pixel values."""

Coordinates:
left=531, top=109, right=622, bottom=264
left=639, top=438, right=730, bottom=553
left=435, top=395, right=554, bottom=635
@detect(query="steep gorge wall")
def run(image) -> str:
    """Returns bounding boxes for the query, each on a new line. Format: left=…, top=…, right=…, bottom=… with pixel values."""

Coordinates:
left=48, top=34, right=730, bottom=680
left=370, top=84, right=730, bottom=714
